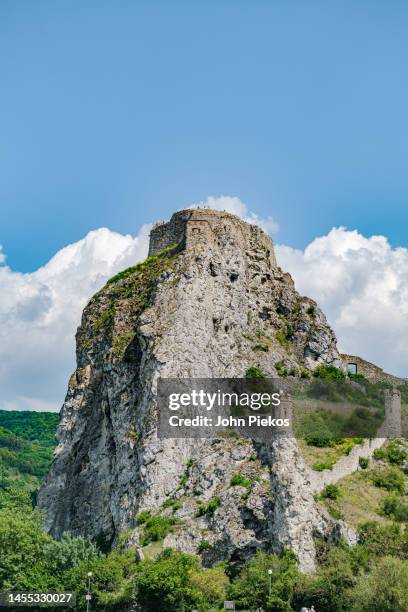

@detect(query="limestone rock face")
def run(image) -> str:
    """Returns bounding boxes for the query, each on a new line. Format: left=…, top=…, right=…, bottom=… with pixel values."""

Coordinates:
left=38, top=209, right=344, bottom=572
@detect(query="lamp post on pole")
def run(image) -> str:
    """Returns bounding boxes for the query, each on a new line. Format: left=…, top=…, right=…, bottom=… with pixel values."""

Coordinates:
left=268, top=568, right=273, bottom=597
left=86, top=571, right=93, bottom=612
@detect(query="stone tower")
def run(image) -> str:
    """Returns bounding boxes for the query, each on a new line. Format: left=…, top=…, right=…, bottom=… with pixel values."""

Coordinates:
left=148, top=208, right=277, bottom=269
left=384, top=388, right=401, bottom=438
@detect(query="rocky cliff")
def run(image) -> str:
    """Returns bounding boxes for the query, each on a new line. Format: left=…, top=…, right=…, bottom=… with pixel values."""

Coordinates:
left=38, top=209, right=346, bottom=572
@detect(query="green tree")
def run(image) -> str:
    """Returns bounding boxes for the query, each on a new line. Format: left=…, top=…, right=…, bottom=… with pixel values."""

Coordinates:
left=67, top=548, right=135, bottom=610
left=227, top=550, right=299, bottom=611
left=44, top=532, right=101, bottom=579
left=133, top=548, right=203, bottom=611
left=0, top=508, right=58, bottom=591
left=350, top=556, right=408, bottom=611
left=189, top=566, right=229, bottom=607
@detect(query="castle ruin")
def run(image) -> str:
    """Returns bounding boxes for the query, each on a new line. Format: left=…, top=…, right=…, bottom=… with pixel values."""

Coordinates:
left=341, top=353, right=406, bottom=385
left=148, top=208, right=277, bottom=269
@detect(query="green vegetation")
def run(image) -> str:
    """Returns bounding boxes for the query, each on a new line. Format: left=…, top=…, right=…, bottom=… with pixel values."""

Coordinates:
left=359, top=456, right=369, bottom=469
left=0, top=410, right=57, bottom=509
left=227, top=549, right=298, bottom=611
left=321, top=484, right=341, bottom=500
left=195, top=496, right=221, bottom=517
left=276, top=326, right=293, bottom=349
left=312, top=364, right=346, bottom=379
left=91, top=245, right=180, bottom=334
left=230, top=473, right=252, bottom=488
left=106, top=244, right=178, bottom=285
left=275, top=359, right=289, bottom=377
left=381, top=496, right=408, bottom=522
left=197, top=539, right=210, bottom=552
left=296, top=404, right=380, bottom=446
left=252, top=343, right=269, bottom=352
left=296, top=407, right=368, bottom=472
left=140, top=514, right=178, bottom=546
left=373, top=441, right=408, bottom=465
left=162, top=497, right=182, bottom=513
left=0, top=410, right=57, bottom=447
left=306, top=304, right=316, bottom=318
left=2, top=410, right=408, bottom=609
left=245, top=366, right=267, bottom=378
left=312, top=459, right=337, bottom=471
left=371, top=466, right=405, bottom=494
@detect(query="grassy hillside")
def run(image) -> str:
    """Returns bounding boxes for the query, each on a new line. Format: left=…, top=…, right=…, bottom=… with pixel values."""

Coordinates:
left=0, top=410, right=58, bottom=507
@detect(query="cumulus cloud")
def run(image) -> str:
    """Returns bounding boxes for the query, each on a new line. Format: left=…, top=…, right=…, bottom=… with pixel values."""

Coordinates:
left=189, top=195, right=279, bottom=234
left=276, top=228, right=408, bottom=378
left=1, top=200, right=406, bottom=412
left=0, top=226, right=150, bottom=411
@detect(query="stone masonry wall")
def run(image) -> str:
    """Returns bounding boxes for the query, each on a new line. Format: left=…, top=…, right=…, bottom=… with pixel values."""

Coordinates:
left=148, top=208, right=277, bottom=268
left=341, top=353, right=407, bottom=385
left=306, top=389, right=402, bottom=493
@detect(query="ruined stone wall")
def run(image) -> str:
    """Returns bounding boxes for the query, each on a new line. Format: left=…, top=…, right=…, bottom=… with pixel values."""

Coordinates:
left=307, top=389, right=402, bottom=493
left=148, top=211, right=191, bottom=256
left=306, top=437, right=385, bottom=493
left=341, top=353, right=406, bottom=385
left=148, top=208, right=277, bottom=268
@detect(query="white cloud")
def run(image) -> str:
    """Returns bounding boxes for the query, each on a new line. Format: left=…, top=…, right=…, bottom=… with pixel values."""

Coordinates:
left=1, top=203, right=407, bottom=413
left=276, top=227, right=408, bottom=378
left=0, top=226, right=150, bottom=411
left=188, top=195, right=279, bottom=234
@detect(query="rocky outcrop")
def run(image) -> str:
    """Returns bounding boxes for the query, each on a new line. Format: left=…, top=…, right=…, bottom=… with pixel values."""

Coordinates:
left=38, top=209, right=346, bottom=572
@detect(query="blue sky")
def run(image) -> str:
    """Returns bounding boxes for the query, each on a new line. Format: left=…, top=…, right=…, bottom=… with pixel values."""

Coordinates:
left=1, top=1, right=408, bottom=272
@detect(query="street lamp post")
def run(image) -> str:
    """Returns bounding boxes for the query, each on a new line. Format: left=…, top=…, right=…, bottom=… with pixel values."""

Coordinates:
left=268, top=568, right=273, bottom=597
left=86, top=571, right=93, bottom=612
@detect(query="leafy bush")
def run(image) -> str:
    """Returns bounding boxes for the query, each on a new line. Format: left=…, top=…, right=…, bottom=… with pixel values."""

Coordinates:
left=306, top=304, right=316, bottom=318
left=371, top=467, right=405, bottom=494
left=312, top=365, right=346, bottom=380
left=44, top=533, right=100, bottom=579
left=373, top=448, right=386, bottom=461
left=359, top=456, right=369, bottom=469
left=195, top=497, right=221, bottom=517
left=252, top=344, right=269, bottom=352
left=292, top=546, right=356, bottom=612
left=276, top=329, right=291, bottom=348
left=189, top=566, right=228, bottom=607
left=385, top=443, right=408, bottom=466
left=197, top=539, right=210, bottom=552
left=245, top=367, right=267, bottom=379
left=137, top=510, right=151, bottom=525
left=68, top=548, right=135, bottom=610
left=382, top=496, right=408, bottom=522
left=274, top=360, right=288, bottom=377
left=321, top=484, right=341, bottom=500
left=358, top=521, right=407, bottom=558
left=230, top=473, right=252, bottom=488
left=139, top=515, right=177, bottom=546
left=348, top=372, right=366, bottom=381
left=0, top=508, right=54, bottom=591
left=350, top=556, right=408, bottom=612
